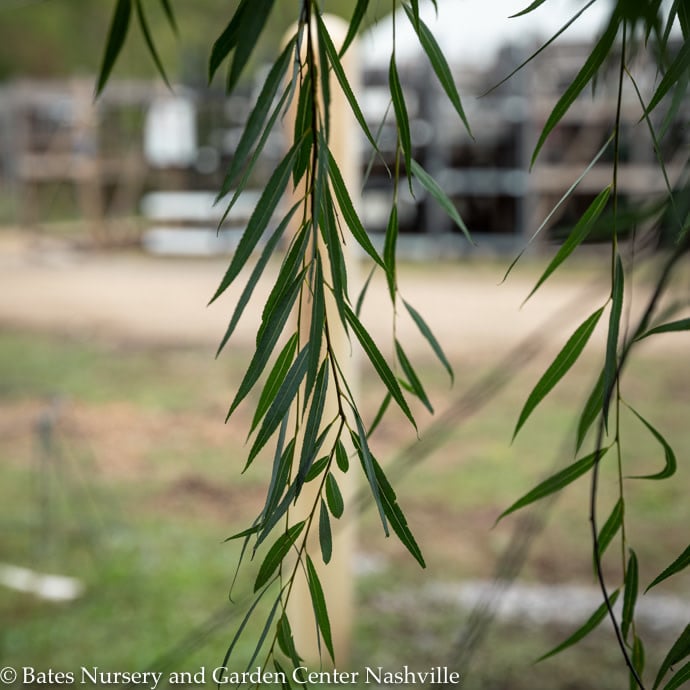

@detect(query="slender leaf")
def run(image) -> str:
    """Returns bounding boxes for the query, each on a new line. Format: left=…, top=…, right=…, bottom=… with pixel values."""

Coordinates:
left=208, top=0, right=248, bottom=82
left=326, top=473, right=344, bottom=519
left=296, top=362, right=330, bottom=488
left=276, top=614, right=301, bottom=668
left=525, top=187, right=611, bottom=303
left=662, top=660, right=690, bottom=690
left=536, top=590, right=620, bottom=662
left=134, top=0, right=171, bottom=88
left=654, top=625, right=690, bottom=689
left=576, top=368, right=605, bottom=453
left=304, top=456, right=329, bottom=483
left=254, top=521, right=305, bottom=592
left=335, top=440, right=350, bottom=473
left=96, top=0, right=132, bottom=96
left=226, top=0, right=276, bottom=92
left=247, top=345, right=310, bottom=468
left=210, top=142, right=301, bottom=304
left=396, top=340, right=434, bottom=413
left=384, top=205, right=399, bottom=301
left=217, top=41, right=294, bottom=198
left=628, top=405, right=677, bottom=480
left=631, top=635, right=646, bottom=690
left=250, top=334, right=298, bottom=435
left=402, top=4, right=471, bottom=136
left=292, top=69, right=313, bottom=187
left=646, top=543, right=690, bottom=592
left=305, top=555, right=335, bottom=661
left=403, top=299, right=454, bottom=382
left=356, top=265, right=376, bottom=318
left=622, top=550, right=639, bottom=641
left=216, top=203, right=300, bottom=356
left=305, top=257, right=326, bottom=403
left=603, top=251, right=624, bottom=425
left=316, top=13, right=379, bottom=152
left=320, top=192, right=349, bottom=328
left=597, top=498, right=623, bottom=561
left=158, top=0, right=177, bottom=33
left=411, top=159, right=473, bottom=242
left=340, top=0, right=370, bottom=57
left=263, top=435, right=294, bottom=521
left=226, top=274, right=303, bottom=420
left=637, top=318, right=690, bottom=340
left=645, top=39, right=690, bottom=115
left=510, top=0, right=550, bottom=17
left=513, top=307, right=604, bottom=438
left=498, top=447, right=609, bottom=522
left=344, top=303, right=416, bottom=429
left=373, top=455, right=426, bottom=568
left=319, top=499, right=332, bottom=564
left=389, top=56, right=412, bottom=181
left=531, top=15, right=620, bottom=167
left=246, top=594, right=282, bottom=671
left=327, top=150, right=385, bottom=269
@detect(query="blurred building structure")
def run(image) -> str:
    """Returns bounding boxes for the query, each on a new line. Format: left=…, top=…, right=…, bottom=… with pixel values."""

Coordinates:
left=0, top=0, right=686, bottom=253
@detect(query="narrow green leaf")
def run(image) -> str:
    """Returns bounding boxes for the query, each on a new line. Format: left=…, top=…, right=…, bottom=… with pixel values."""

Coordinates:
left=631, top=635, right=646, bottom=690
left=335, top=441, right=349, bottom=473
left=255, top=482, right=298, bottom=549
left=340, top=0, right=370, bottom=57
left=320, top=193, right=349, bottom=329
left=384, top=205, right=399, bottom=301
left=254, top=521, right=305, bottom=592
left=597, top=498, right=623, bottom=561
left=645, top=39, right=690, bottom=115
left=637, top=318, right=690, bottom=340
left=296, top=362, right=329, bottom=487
left=216, top=203, right=300, bottom=357
left=654, top=625, right=690, bottom=689
left=622, top=550, right=639, bottom=641
left=274, top=659, right=296, bottom=690
left=246, top=595, right=282, bottom=671
left=403, top=4, right=471, bottom=136
left=525, top=187, right=611, bottom=303
left=263, top=434, right=294, bottom=521
left=411, top=159, right=473, bottom=243
left=134, top=0, right=171, bottom=88
left=158, top=0, right=177, bottom=33
left=247, top=345, right=310, bottom=468
left=327, top=150, right=385, bottom=269
left=531, top=15, right=620, bottom=167
left=373, top=455, right=426, bottom=568
left=351, top=416, right=388, bottom=534
left=276, top=614, right=301, bottom=668
left=403, top=299, right=454, bottom=382
left=498, top=447, right=609, bottom=521
left=208, top=0, right=247, bottom=82
left=389, top=56, right=412, bottom=180
left=326, top=473, right=344, bottom=519
left=344, top=303, right=416, bottom=429
left=292, top=69, right=313, bottom=187
left=316, top=18, right=331, bottom=139
left=646, top=544, right=690, bottom=592
left=319, top=499, right=332, bottom=564
left=226, top=274, right=303, bottom=420
left=513, top=307, right=604, bottom=438
left=627, top=406, right=677, bottom=480
left=210, top=142, right=301, bottom=304
left=250, top=334, right=298, bottom=434
left=576, top=369, right=605, bottom=453
left=536, top=590, right=620, bottom=662
left=316, top=12, right=380, bottom=153
left=396, top=340, right=434, bottom=413
left=662, top=660, right=690, bottom=690
left=304, top=456, right=329, bottom=484
left=356, top=265, right=376, bottom=318
left=603, top=252, right=624, bottom=426
left=510, top=0, right=550, bottom=17
left=305, top=555, right=335, bottom=661
left=96, top=0, right=132, bottom=97
left=226, top=0, right=276, bottom=92
left=224, top=523, right=262, bottom=543
left=217, top=41, right=294, bottom=199
left=367, top=393, right=392, bottom=439
left=305, top=258, right=326, bottom=403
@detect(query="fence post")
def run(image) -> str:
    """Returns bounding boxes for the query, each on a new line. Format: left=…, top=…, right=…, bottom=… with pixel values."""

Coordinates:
left=284, top=14, right=360, bottom=665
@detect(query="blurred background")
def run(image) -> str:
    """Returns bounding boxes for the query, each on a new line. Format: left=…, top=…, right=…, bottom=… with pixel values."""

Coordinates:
left=0, top=1, right=688, bottom=688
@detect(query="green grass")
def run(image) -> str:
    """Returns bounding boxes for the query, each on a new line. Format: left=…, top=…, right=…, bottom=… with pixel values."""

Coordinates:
left=0, top=325, right=688, bottom=688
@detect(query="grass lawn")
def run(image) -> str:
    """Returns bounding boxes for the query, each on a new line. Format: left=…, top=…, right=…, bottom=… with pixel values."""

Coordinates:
left=0, top=295, right=688, bottom=688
